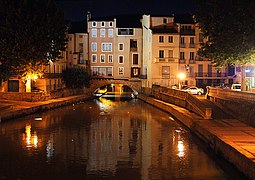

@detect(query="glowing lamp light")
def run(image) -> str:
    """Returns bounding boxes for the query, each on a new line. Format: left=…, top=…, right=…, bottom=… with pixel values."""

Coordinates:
left=178, top=72, right=186, bottom=80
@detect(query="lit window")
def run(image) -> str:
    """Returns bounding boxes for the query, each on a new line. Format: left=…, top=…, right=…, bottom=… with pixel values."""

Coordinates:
left=168, top=50, right=173, bottom=58
left=162, top=66, right=170, bottom=78
left=91, top=43, right=97, bottom=52
left=100, top=29, right=105, bottom=37
left=108, top=29, right=113, bottom=37
left=118, top=67, right=124, bottom=75
left=102, top=43, right=112, bottom=52
left=92, top=29, right=97, bottom=37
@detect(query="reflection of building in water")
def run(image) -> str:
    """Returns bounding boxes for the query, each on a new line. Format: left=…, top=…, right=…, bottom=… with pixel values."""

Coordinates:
left=22, top=124, right=39, bottom=149
left=0, top=101, right=232, bottom=179
left=46, top=134, right=54, bottom=159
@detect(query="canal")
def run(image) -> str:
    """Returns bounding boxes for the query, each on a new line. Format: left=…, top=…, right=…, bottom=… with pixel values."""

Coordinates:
left=0, top=98, right=246, bottom=179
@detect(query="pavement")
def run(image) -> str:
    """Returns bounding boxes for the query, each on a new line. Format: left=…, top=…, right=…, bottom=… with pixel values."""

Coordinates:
left=0, top=95, right=90, bottom=122
left=138, top=94, right=255, bottom=179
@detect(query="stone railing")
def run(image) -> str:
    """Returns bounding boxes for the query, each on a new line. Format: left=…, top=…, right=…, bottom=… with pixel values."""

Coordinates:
left=0, top=88, right=94, bottom=102
left=207, top=86, right=255, bottom=102
left=151, top=85, right=211, bottom=119
left=206, top=87, right=255, bottom=126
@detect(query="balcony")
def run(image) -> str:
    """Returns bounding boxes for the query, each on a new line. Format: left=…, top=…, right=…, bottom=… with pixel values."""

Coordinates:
left=180, top=29, right=195, bottom=35
left=189, top=44, right=195, bottom=48
left=189, top=59, right=195, bottom=64
left=154, top=57, right=176, bottom=63
left=179, top=59, right=186, bottom=64
left=180, top=43, right=186, bottom=48
left=195, top=72, right=227, bottom=78
left=130, top=47, right=137, bottom=52
left=44, top=73, right=62, bottom=79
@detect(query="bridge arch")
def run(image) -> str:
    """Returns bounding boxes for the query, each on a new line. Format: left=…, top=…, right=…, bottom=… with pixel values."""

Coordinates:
left=90, top=78, right=142, bottom=94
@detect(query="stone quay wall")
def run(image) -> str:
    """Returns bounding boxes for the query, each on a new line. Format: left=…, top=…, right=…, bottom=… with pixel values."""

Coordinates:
left=206, top=87, right=255, bottom=126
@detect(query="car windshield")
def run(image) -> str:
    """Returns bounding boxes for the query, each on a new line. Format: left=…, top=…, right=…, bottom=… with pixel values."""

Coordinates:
left=234, top=86, right=241, bottom=89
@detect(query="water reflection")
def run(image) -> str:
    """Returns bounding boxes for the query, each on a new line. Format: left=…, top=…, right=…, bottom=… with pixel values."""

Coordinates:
left=22, top=124, right=39, bottom=148
left=0, top=99, right=245, bottom=179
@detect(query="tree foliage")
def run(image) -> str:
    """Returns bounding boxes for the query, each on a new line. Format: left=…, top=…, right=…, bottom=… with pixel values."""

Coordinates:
left=62, top=67, right=90, bottom=88
left=194, top=0, right=255, bottom=67
left=0, top=0, right=67, bottom=81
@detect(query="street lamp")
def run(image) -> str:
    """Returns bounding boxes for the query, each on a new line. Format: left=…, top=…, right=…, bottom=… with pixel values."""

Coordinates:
left=178, top=72, right=186, bottom=89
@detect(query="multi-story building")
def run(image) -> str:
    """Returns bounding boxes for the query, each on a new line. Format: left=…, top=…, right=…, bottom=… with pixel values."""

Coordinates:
left=87, top=15, right=143, bottom=80
left=114, top=15, right=143, bottom=80
left=150, top=15, right=180, bottom=87
left=142, top=14, right=233, bottom=89
left=66, top=21, right=89, bottom=69
left=0, top=13, right=244, bottom=93
left=87, top=17, right=115, bottom=78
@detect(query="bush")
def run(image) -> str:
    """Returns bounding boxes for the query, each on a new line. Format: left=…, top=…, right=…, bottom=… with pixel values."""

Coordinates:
left=62, top=67, right=90, bottom=88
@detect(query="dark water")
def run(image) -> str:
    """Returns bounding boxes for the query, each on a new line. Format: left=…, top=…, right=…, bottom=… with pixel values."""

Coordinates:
left=0, top=98, right=246, bottom=180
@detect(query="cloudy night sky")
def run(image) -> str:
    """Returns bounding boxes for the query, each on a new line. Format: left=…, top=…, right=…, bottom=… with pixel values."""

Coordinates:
left=56, top=0, right=196, bottom=21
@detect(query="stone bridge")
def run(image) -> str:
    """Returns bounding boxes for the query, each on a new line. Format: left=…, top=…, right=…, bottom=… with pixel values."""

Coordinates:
left=90, top=78, right=142, bottom=93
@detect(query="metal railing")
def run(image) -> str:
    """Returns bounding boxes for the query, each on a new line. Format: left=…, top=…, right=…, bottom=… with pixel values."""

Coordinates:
left=195, top=72, right=227, bottom=78
left=154, top=57, right=176, bottom=63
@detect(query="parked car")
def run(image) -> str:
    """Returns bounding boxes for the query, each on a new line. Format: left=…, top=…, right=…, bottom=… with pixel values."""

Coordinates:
left=231, top=84, right=241, bottom=91
left=182, top=86, right=204, bottom=95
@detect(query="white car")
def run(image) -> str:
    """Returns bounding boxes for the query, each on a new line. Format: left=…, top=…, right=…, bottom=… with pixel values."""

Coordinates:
left=183, top=86, right=204, bottom=95
left=231, top=84, right=241, bottom=91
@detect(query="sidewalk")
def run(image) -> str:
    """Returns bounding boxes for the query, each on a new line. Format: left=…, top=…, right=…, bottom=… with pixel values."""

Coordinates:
left=138, top=94, right=255, bottom=179
left=0, top=94, right=91, bottom=122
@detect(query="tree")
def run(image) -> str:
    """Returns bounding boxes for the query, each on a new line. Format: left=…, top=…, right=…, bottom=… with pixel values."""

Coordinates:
left=194, top=0, right=255, bottom=90
left=0, top=0, right=67, bottom=82
left=62, top=67, right=90, bottom=88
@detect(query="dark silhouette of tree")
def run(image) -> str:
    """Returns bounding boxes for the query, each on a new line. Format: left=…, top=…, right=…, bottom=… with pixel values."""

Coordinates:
left=0, top=0, right=67, bottom=81
left=195, top=0, right=255, bottom=90
left=62, top=67, right=90, bottom=88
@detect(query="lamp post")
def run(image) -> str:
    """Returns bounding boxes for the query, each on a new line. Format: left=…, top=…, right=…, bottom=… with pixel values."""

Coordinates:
left=178, top=72, right=186, bottom=89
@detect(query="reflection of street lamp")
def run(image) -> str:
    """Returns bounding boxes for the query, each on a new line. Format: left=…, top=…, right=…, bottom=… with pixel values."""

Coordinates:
left=178, top=72, right=186, bottom=89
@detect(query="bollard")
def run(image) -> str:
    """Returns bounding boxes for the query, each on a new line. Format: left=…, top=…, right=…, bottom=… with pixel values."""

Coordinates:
left=205, top=108, right=212, bottom=119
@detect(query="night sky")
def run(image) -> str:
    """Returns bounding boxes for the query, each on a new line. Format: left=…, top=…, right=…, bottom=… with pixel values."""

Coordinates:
left=56, top=0, right=196, bottom=21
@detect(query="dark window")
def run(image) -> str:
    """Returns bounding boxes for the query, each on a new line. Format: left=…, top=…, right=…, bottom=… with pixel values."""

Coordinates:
left=168, top=36, right=173, bottom=43
left=130, top=39, right=137, bottom=48
left=133, top=54, right=138, bottom=65
left=159, top=50, right=164, bottom=58
left=159, top=36, right=164, bottom=43
left=8, top=80, right=19, bottom=92
left=118, top=28, right=134, bottom=35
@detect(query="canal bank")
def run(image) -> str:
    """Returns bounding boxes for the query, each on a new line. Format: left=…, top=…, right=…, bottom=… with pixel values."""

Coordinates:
left=138, top=94, right=254, bottom=179
left=0, top=93, right=254, bottom=179
left=0, top=94, right=92, bottom=122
